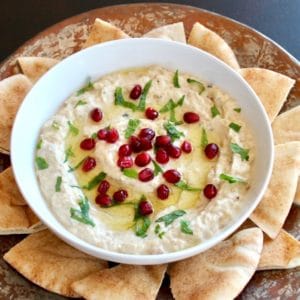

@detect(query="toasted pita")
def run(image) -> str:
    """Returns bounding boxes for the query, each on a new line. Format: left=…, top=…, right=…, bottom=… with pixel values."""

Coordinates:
left=83, top=18, right=129, bottom=48
left=169, top=228, right=263, bottom=300
left=295, top=181, right=300, bottom=205
left=239, top=68, right=295, bottom=122
left=0, top=74, right=32, bottom=152
left=250, top=142, right=300, bottom=239
left=4, top=230, right=108, bottom=297
left=188, top=22, right=239, bottom=69
left=72, top=264, right=167, bottom=300
left=258, top=229, right=300, bottom=270
left=143, top=22, right=186, bottom=43
left=17, top=56, right=58, bottom=83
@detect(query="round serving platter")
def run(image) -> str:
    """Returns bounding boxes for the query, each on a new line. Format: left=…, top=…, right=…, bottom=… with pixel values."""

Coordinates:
left=0, top=3, right=299, bottom=299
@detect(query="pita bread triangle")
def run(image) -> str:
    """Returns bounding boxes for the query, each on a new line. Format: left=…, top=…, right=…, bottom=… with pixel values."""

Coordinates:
left=4, top=230, right=108, bottom=297
left=17, top=56, right=58, bottom=83
left=71, top=263, right=167, bottom=300
left=250, top=142, right=300, bottom=239
left=143, top=22, right=186, bottom=43
left=83, top=18, right=129, bottom=48
left=188, top=22, right=240, bottom=69
left=294, top=182, right=300, bottom=205
left=239, top=68, right=295, bottom=122
left=168, top=228, right=263, bottom=300
left=0, top=74, right=32, bottom=152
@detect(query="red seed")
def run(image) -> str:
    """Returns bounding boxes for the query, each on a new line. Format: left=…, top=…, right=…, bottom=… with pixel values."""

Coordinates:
left=163, top=169, right=181, bottom=183
left=155, top=148, right=169, bottom=164
left=117, top=156, right=133, bottom=168
left=140, top=137, right=153, bottom=151
left=139, top=200, right=153, bottom=216
left=183, top=112, right=200, bottom=124
left=97, top=128, right=108, bottom=140
left=118, top=144, right=132, bottom=157
left=97, top=180, right=110, bottom=194
left=130, top=84, right=142, bottom=100
left=80, top=138, right=96, bottom=150
left=95, top=194, right=112, bottom=207
left=203, top=184, right=218, bottom=199
left=138, top=168, right=154, bottom=182
left=204, top=143, right=219, bottom=159
left=135, top=152, right=151, bottom=167
left=157, top=184, right=170, bottom=200
left=90, top=108, right=103, bottom=122
left=138, top=128, right=155, bottom=141
left=113, top=189, right=128, bottom=203
left=155, top=135, right=171, bottom=148
left=145, top=107, right=159, bottom=120
left=129, top=136, right=143, bottom=153
left=181, top=141, right=192, bottom=153
left=82, top=157, right=96, bottom=172
left=166, top=144, right=182, bottom=159
left=106, top=128, right=119, bottom=143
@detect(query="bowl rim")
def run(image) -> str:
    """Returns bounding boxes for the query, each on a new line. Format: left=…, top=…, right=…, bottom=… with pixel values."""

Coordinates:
left=11, top=38, right=274, bottom=265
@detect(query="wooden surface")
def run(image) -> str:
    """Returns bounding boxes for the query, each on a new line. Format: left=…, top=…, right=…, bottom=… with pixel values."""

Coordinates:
left=0, top=3, right=299, bottom=299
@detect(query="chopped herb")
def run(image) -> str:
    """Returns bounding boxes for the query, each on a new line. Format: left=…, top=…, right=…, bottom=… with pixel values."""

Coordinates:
left=122, top=168, right=138, bottom=179
left=82, top=172, right=107, bottom=190
left=68, top=157, right=86, bottom=172
left=176, top=95, right=185, bottom=106
left=173, top=69, right=180, bottom=88
left=74, top=99, right=87, bottom=108
left=159, top=99, right=177, bottom=113
left=180, top=220, right=193, bottom=235
left=219, top=173, right=245, bottom=184
left=187, top=78, right=205, bottom=94
left=229, top=122, right=241, bottom=133
left=152, top=160, right=163, bottom=176
left=67, top=121, right=79, bottom=136
left=136, top=80, right=152, bottom=111
left=36, top=139, right=43, bottom=150
left=158, top=232, right=165, bottom=239
left=125, top=119, right=140, bottom=139
left=64, top=146, right=75, bottom=163
left=35, top=157, right=49, bottom=170
left=135, top=216, right=151, bottom=238
left=70, top=196, right=95, bottom=226
left=154, top=224, right=161, bottom=234
left=175, top=180, right=201, bottom=192
left=91, top=132, right=97, bottom=139
left=201, top=128, right=208, bottom=148
left=114, top=87, right=138, bottom=111
left=76, top=80, right=94, bottom=96
left=55, top=176, right=62, bottom=192
left=52, top=121, right=60, bottom=130
left=211, top=105, right=220, bottom=118
left=230, top=143, right=249, bottom=161
left=156, top=210, right=186, bottom=226
left=164, top=121, right=184, bottom=141
left=234, top=107, right=241, bottom=113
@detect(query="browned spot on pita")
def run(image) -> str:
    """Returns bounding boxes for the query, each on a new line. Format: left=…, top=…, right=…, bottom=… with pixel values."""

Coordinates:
left=4, top=230, right=108, bottom=297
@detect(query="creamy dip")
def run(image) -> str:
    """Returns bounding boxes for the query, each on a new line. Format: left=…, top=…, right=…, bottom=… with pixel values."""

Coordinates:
left=35, top=66, right=255, bottom=254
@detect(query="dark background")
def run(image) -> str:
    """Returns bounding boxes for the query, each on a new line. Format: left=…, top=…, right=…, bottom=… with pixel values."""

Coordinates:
left=0, top=0, right=299, bottom=62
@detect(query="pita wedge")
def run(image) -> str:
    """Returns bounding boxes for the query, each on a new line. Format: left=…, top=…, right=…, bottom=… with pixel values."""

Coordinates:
left=258, top=229, right=300, bottom=270
left=239, top=68, right=295, bottom=122
left=169, top=228, right=263, bottom=300
left=17, top=56, right=58, bottom=83
left=4, top=230, right=108, bottom=297
left=295, top=181, right=300, bottom=205
left=250, top=142, right=300, bottom=239
left=83, top=18, right=129, bottom=48
left=188, top=22, right=239, bottom=69
left=72, top=264, right=167, bottom=300
left=0, top=74, right=32, bottom=152
left=143, top=22, right=186, bottom=43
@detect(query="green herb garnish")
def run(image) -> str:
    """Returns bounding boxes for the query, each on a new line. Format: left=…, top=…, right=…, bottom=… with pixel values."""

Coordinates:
left=164, top=121, right=184, bottom=141
left=82, top=172, right=107, bottom=190
left=230, top=143, right=249, bottom=161
left=68, top=157, right=86, bottom=172
left=175, top=181, right=201, bottom=192
left=173, top=69, right=180, bottom=88
left=201, top=127, right=208, bottom=148
left=187, top=78, right=205, bottom=94
left=67, top=121, right=79, bottom=136
left=114, top=87, right=138, bottom=111
left=51, top=121, right=60, bottom=130
left=158, top=232, right=165, bottom=239
left=180, top=220, right=193, bottom=235
left=229, top=122, right=241, bottom=133
left=135, top=216, right=151, bottom=238
left=35, top=157, right=49, bottom=170
left=55, top=176, right=62, bottom=192
left=155, top=224, right=161, bottom=234
left=156, top=210, right=186, bottom=226
left=211, top=105, right=220, bottom=118
left=91, top=132, right=97, bottom=139
left=219, top=173, right=245, bottom=184
left=70, top=196, right=95, bottom=226
left=234, top=107, right=241, bottom=113
left=159, top=99, right=177, bottom=113
left=76, top=80, right=94, bottom=96
left=159, top=96, right=185, bottom=123
left=74, top=99, right=87, bottom=108
left=36, top=139, right=43, bottom=150
left=136, top=80, right=152, bottom=111
left=122, top=168, right=138, bottom=179
left=152, top=160, right=163, bottom=176
left=64, top=146, right=75, bottom=163
left=125, top=119, right=140, bottom=139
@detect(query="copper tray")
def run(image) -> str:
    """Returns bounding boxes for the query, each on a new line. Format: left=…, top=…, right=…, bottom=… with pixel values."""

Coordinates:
left=0, top=3, right=299, bottom=299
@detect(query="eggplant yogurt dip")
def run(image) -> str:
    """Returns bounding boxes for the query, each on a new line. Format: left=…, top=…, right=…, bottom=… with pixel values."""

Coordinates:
left=35, top=65, right=255, bottom=254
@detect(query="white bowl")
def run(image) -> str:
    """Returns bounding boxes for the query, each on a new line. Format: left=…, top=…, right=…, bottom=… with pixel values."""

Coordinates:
left=11, top=38, right=273, bottom=265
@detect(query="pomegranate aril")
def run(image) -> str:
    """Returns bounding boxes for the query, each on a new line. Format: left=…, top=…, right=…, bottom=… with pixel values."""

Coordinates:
left=97, top=129, right=108, bottom=140
left=113, top=189, right=128, bottom=203
left=139, top=200, right=153, bottom=216
left=106, top=128, right=119, bottom=143
left=145, top=107, right=159, bottom=120
left=203, top=184, right=218, bottom=199
left=155, top=148, right=169, bottom=164
left=163, top=169, right=181, bottom=183
left=183, top=112, right=200, bottom=124
left=90, top=108, right=103, bottom=122
left=135, top=152, right=151, bottom=167
left=155, top=135, right=171, bottom=148
left=138, top=168, right=154, bottom=182
left=82, top=157, right=96, bottom=172
left=95, top=194, right=112, bottom=207
left=118, top=144, right=132, bottom=157
left=117, top=156, right=133, bottom=168
left=129, top=136, right=143, bottom=153
left=138, top=128, right=155, bottom=141
left=97, top=180, right=110, bottom=194
left=181, top=141, right=192, bottom=153
left=204, top=143, right=219, bottom=159
left=140, top=137, right=152, bottom=151
left=157, top=184, right=170, bottom=200
left=130, top=84, right=142, bottom=100
left=166, top=144, right=182, bottom=159
left=80, top=138, right=96, bottom=150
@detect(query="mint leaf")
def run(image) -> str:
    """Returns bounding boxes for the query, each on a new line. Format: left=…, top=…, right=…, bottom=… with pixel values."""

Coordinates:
left=159, top=99, right=176, bottom=113
left=122, top=168, right=138, bottom=179
left=91, top=132, right=97, bottom=139
left=201, top=128, right=208, bottom=148
left=137, top=80, right=152, bottom=111
left=35, top=157, right=49, bottom=170
left=36, top=139, right=43, bottom=150
left=75, top=99, right=87, bottom=108
left=154, top=224, right=161, bottom=234
left=135, top=216, right=151, bottom=238
left=175, top=180, right=201, bottom=192
left=70, top=196, right=95, bottom=226
left=67, top=121, right=79, bottom=136
left=229, top=122, right=241, bottom=133
left=114, top=87, right=138, bottom=111
left=51, top=121, right=60, bottom=130
left=164, top=121, right=184, bottom=141
left=55, top=176, right=62, bottom=192
left=219, top=173, right=245, bottom=184
left=68, top=157, right=86, bottom=172
left=180, top=220, right=193, bottom=235
left=77, top=80, right=94, bottom=96
left=82, top=172, right=107, bottom=190
left=211, top=105, right=220, bottom=118
left=234, top=107, right=241, bottom=113
left=125, top=119, right=140, bottom=139
left=156, top=210, right=186, bottom=226
left=187, top=78, right=205, bottom=94
left=173, top=69, right=180, bottom=88
left=152, top=160, right=163, bottom=176
left=64, top=146, right=75, bottom=163
left=230, top=143, right=249, bottom=161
